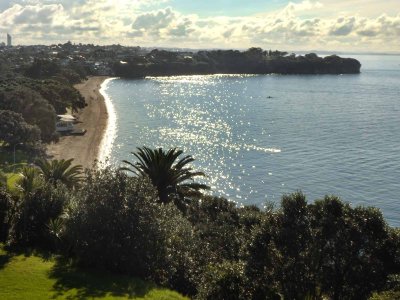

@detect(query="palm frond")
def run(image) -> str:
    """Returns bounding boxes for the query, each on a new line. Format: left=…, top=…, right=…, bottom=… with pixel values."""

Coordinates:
left=36, top=158, right=83, bottom=188
left=122, top=147, right=209, bottom=203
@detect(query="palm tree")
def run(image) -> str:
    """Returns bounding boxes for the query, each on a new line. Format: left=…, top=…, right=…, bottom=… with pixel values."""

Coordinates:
left=17, top=166, right=43, bottom=196
left=36, top=158, right=83, bottom=189
left=122, top=147, right=209, bottom=203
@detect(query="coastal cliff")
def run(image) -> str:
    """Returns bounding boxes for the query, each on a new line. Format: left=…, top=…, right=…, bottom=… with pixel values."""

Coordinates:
left=113, top=48, right=361, bottom=78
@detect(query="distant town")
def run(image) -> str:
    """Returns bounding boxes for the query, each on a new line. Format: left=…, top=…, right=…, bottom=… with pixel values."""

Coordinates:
left=0, top=35, right=148, bottom=76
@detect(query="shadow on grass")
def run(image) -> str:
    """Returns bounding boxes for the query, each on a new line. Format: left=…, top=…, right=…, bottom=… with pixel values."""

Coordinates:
left=0, top=243, right=16, bottom=270
left=0, top=251, right=12, bottom=269
left=3, top=244, right=54, bottom=261
left=49, top=259, right=155, bottom=300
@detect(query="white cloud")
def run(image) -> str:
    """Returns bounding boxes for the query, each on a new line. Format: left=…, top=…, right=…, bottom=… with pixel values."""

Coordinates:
left=0, top=0, right=399, bottom=52
left=329, top=17, right=356, bottom=36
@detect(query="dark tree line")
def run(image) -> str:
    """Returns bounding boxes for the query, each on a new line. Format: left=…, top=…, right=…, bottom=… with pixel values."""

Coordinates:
left=113, top=48, right=361, bottom=78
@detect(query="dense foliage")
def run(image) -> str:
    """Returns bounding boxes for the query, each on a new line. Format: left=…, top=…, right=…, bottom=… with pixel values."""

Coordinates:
left=0, top=56, right=86, bottom=147
left=0, top=88, right=56, bottom=142
left=122, top=147, right=209, bottom=204
left=113, top=48, right=361, bottom=78
left=0, top=110, right=41, bottom=145
left=0, top=152, right=398, bottom=299
left=36, top=158, right=83, bottom=188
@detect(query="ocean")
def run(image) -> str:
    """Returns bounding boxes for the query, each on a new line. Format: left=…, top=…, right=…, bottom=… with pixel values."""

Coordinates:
left=100, top=54, right=400, bottom=226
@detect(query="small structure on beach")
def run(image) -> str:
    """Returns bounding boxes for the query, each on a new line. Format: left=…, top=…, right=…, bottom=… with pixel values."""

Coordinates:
left=56, top=115, right=76, bottom=132
left=56, top=115, right=86, bottom=135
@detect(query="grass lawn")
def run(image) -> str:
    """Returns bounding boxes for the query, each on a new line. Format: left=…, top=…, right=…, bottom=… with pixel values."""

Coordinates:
left=0, top=245, right=188, bottom=300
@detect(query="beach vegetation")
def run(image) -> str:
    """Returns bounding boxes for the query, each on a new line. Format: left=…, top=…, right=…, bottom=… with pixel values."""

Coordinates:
left=0, top=156, right=399, bottom=299
left=0, top=171, right=6, bottom=188
left=0, top=110, right=41, bottom=146
left=36, top=158, right=83, bottom=189
left=9, top=178, right=68, bottom=248
left=16, top=166, right=43, bottom=197
left=0, top=87, right=58, bottom=142
left=0, top=189, right=12, bottom=242
left=0, top=57, right=86, bottom=151
left=121, top=147, right=209, bottom=204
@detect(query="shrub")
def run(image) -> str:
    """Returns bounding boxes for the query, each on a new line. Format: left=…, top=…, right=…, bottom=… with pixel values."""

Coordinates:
left=196, top=261, right=249, bottom=300
left=63, top=168, right=202, bottom=295
left=0, top=170, right=7, bottom=187
left=0, top=188, right=12, bottom=242
left=8, top=181, right=69, bottom=247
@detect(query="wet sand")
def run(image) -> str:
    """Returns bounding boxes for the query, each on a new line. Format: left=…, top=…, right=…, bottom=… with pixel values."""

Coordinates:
left=46, top=76, right=110, bottom=169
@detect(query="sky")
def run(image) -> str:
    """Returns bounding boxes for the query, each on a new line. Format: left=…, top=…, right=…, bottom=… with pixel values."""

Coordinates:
left=0, top=0, right=399, bottom=52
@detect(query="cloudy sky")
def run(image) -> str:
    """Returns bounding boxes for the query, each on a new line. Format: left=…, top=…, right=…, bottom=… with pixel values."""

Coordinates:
left=1, top=0, right=399, bottom=52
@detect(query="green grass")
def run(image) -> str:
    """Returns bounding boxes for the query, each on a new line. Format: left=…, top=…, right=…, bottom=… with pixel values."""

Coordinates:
left=0, top=245, right=188, bottom=300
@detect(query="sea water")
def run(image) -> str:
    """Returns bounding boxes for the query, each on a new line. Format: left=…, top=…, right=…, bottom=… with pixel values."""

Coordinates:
left=100, top=54, right=400, bottom=226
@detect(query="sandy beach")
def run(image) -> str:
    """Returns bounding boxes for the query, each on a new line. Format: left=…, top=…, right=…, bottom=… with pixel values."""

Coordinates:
left=46, top=76, right=110, bottom=169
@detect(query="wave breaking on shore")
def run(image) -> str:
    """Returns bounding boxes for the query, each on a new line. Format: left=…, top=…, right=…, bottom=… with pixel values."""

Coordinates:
left=98, top=78, right=117, bottom=165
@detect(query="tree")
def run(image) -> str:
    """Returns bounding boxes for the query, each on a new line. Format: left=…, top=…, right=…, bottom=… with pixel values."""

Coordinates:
left=25, top=58, right=60, bottom=79
left=122, top=147, right=209, bottom=204
left=0, top=188, right=12, bottom=242
left=9, top=179, right=69, bottom=247
left=309, top=196, right=398, bottom=299
left=36, top=158, right=83, bottom=189
left=274, top=192, right=316, bottom=299
left=16, top=166, right=43, bottom=197
left=197, top=261, right=248, bottom=300
left=0, top=110, right=41, bottom=146
left=0, top=87, right=57, bottom=142
left=0, top=170, right=7, bottom=188
left=63, top=168, right=201, bottom=294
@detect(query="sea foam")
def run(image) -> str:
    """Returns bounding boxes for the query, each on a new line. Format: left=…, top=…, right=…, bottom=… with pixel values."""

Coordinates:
left=98, top=78, right=118, bottom=165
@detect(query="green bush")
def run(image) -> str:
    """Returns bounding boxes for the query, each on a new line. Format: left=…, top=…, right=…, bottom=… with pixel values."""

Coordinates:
left=244, top=193, right=400, bottom=300
left=0, top=170, right=7, bottom=187
left=63, top=168, right=201, bottom=295
left=8, top=181, right=69, bottom=247
left=196, top=261, right=249, bottom=300
left=370, top=275, right=400, bottom=300
left=0, top=188, right=12, bottom=242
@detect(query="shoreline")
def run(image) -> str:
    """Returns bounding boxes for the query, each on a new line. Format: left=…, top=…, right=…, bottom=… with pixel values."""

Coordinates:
left=97, top=77, right=117, bottom=164
left=46, top=76, right=111, bottom=169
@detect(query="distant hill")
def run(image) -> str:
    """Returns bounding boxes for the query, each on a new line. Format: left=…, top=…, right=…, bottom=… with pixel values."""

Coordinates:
left=113, top=48, right=361, bottom=78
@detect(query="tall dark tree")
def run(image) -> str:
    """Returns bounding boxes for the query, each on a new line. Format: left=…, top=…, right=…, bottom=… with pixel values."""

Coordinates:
left=310, top=196, right=398, bottom=300
left=122, top=147, right=209, bottom=204
left=274, top=192, right=316, bottom=299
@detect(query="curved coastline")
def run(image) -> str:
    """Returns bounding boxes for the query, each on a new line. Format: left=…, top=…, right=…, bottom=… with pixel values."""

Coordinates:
left=46, top=76, right=110, bottom=168
left=97, top=78, right=118, bottom=165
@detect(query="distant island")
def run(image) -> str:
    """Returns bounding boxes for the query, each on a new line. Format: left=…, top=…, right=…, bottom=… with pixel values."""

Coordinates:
left=114, top=48, right=361, bottom=78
